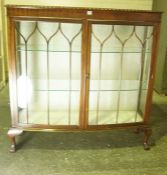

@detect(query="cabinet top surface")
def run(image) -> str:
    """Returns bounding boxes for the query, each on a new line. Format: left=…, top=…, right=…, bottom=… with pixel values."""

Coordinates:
left=6, top=5, right=162, bottom=23
left=6, top=5, right=162, bottom=13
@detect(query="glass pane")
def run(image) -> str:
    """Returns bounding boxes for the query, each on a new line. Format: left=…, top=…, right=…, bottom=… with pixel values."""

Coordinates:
left=88, top=24, right=153, bottom=125
left=89, top=91, right=118, bottom=125
left=28, top=92, right=48, bottom=124
left=15, top=21, right=82, bottom=126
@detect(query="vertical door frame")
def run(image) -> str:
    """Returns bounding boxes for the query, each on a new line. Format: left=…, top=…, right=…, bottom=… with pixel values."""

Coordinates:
left=80, top=20, right=91, bottom=129
left=143, top=22, right=161, bottom=124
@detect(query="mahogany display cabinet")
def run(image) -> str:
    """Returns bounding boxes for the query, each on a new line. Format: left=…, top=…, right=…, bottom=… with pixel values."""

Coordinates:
left=6, top=5, right=161, bottom=152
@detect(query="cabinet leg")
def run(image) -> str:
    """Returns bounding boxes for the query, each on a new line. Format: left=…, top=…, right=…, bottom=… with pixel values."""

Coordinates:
left=7, top=128, right=23, bottom=153
left=136, top=126, right=152, bottom=150
left=143, top=127, right=152, bottom=150
left=8, top=136, right=16, bottom=153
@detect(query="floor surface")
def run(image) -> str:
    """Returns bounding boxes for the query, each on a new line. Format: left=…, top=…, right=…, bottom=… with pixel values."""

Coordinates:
left=0, top=87, right=167, bottom=175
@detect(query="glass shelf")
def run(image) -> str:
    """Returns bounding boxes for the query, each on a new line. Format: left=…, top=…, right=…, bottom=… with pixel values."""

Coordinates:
left=18, top=79, right=148, bottom=92
left=91, top=47, right=151, bottom=54
left=32, top=89, right=147, bottom=92
left=89, top=80, right=148, bottom=91
left=16, top=45, right=151, bottom=53
left=16, top=45, right=81, bottom=53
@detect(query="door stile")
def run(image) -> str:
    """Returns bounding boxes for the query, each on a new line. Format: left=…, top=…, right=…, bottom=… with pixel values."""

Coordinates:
left=79, top=20, right=91, bottom=129
left=7, top=18, right=18, bottom=126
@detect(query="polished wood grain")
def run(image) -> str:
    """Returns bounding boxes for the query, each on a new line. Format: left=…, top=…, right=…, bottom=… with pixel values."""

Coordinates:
left=7, top=6, right=162, bottom=23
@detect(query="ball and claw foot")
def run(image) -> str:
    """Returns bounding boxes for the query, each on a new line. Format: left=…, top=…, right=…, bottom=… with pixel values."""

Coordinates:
left=135, top=126, right=152, bottom=150
left=143, top=142, right=150, bottom=150
left=7, top=128, right=23, bottom=153
left=10, top=144, right=16, bottom=153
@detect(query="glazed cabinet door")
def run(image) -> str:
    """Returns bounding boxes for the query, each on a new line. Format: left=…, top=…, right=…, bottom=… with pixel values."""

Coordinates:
left=88, top=23, right=154, bottom=126
left=14, top=20, right=82, bottom=127
left=12, top=19, right=155, bottom=129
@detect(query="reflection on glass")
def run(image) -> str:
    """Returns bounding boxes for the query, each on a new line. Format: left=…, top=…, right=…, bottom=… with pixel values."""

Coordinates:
left=17, top=75, right=32, bottom=108
left=88, top=24, right=153, bottom=125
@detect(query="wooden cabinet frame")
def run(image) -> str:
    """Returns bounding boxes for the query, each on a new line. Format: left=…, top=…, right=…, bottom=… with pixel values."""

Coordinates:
left=6, top=6, right=161, bottom=152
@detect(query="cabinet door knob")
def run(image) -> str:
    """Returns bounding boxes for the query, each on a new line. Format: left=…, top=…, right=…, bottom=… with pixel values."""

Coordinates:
left=85, top=73, right=90, bottom=79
